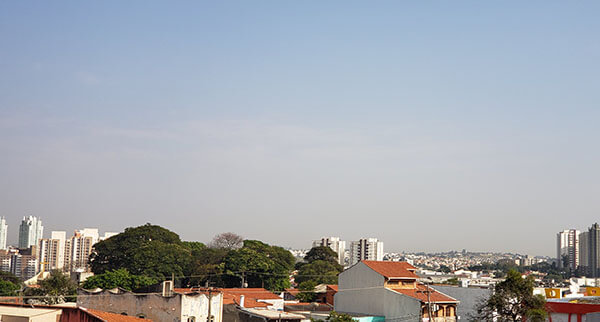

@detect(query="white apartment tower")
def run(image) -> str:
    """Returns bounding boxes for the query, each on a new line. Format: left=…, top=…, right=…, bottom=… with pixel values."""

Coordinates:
left=65, top=228, right=99, bottom=272
left=18, top=216, right=44, bottom=249
left=0, top=217, right=7, bottom=250
left=313, top=237, right=346, bottom=265
left=557, top=229, right=580, bottom=271
left=349, top=238, right=384, bottom=266
left=38, top=231, right=67, bottom=272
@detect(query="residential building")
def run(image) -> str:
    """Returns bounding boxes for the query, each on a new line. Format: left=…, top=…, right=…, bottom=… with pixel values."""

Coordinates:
left=588, top=223, right=600, bottom=278
left=580, top=231, right=589, bottom=275
left=65, top=228, right=99, bottom=272
left=38, top=231, right=67, bottom=272
left=0, top=302, right=149, bottom=322
left=78, top=282, right=223, bottom=322
left=349, top=238, right=384, bottom=266
left=557, top=229, right=580, bottom=271
left=220, top=288, right=305, bottom=322
left=313, top=237, right=346, bottom=265
left=0, top=217, right=7, bottom=250
left=545, top=298, right=600, bottom=321
left=18, top=216, right=44, bottom=249
left=335, top=260, right=458, bottom=322
left=8, top=247, right=39, bottom=280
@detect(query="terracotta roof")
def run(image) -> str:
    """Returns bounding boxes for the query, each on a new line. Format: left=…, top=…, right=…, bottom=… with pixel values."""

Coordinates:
left=361, top=261, right=418, bottom=279
left=218, top=288, right=281, bottom=309
left=285, top=288, right=300, bottom=296
left=390, top=284, right=457, bottom=303
left=218, top=288, right=282, bottom=300
left=84, top=308, right=151, bottom=321
left=173, top=288, right=221, bottom=295
left=326, top=285, right=338, bottom=291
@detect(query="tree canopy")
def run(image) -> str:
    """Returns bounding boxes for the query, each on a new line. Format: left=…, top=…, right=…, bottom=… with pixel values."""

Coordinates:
left=474, top=269, right=546, bottom=321
left=0, top=271, right=21, bottom=296
left=89, top=224, right=192, bottom=280
left=295, top=246, right=344, bottom=302
left=82, top=269, right=157, bottom=291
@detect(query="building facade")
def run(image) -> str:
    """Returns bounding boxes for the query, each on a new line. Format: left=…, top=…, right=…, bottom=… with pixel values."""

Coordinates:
left=0, top=217, right=7, bottom=250
left=349, top=238, right=384, bottom=266
left=313, top=237, right=346, bottom=266
left=335, top=260, right=458, bottom=321
left=588, top=224, right=600, bottom=278
left=557, top=229, right=580, bottom=271
left=38, top=231, right=67, bottom=272
left=18, top=216, right=44, bottom=249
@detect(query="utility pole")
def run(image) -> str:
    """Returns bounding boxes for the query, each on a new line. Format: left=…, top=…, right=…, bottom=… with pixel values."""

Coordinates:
left=207, top=288, right=212, bottom=322
left=417, top=282, right=433, bottom=321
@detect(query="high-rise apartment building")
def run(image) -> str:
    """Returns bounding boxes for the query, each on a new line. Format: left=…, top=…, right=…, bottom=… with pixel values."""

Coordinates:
left=588, top=223, right=600, bottom=278
left=557, top=229, right=580, bottom=271
left=349, top=238, right=384, bottom=266
left=0, top=217, right=7, bottom=250
left=38, top=231, right=67, bottom=272
left=580, top=231, right=589, bottom=275
left=18, top=216, right=44, bottom=249
left=65, top=228, right=99, bottom=272
left=313, top=237, right=346, bottom=265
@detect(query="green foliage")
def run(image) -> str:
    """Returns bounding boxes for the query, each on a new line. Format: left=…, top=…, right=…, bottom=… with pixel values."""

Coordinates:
left=304, top=246, right=340, bottom=265
left=25, top=270, right=77, bottom=304
left=0, top=271, right=21, bottom=296
left=182, top=241, right=206, bottom=256
left=326, top=311, right=354, bottom=322
left=296, top=280, right=318, bottom=302
left=294, top=246, right=343, bottom=293
left=222, top=241, right=294, bottom=291
left=89, top=224, right=192, bottom=280
left=82, top=269, right=157, bottom=291
left=438, top=265, right=451, bottom=273
left=444, top=277, right=459, bottom=285
left=474, top=270, right=547, bottom=321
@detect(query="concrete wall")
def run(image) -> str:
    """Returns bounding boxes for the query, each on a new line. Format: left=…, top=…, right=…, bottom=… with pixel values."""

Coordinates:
left=181, top=292, right=223, bottom=322
left=335, top=287, right=421, bottom=321
left=78, top=290, right=183, bottom=321
left=338, top=262, right=384, bottom=290
left=431, top=285, right=491, bottom=321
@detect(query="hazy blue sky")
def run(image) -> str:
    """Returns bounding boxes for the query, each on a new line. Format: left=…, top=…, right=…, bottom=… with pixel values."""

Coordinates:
left=1, top=2, right=599, bottom=256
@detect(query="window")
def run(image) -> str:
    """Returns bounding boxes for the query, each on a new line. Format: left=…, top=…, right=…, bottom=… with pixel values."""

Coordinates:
left=187, top=317, right=196, bottom=322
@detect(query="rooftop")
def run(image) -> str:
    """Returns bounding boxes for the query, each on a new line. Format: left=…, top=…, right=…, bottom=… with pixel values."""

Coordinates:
left=390, top=284, right=458, bottom=304
left=362, top=261, right=419, bottom=279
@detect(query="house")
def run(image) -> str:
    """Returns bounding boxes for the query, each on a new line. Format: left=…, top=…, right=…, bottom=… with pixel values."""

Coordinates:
left=545, top=297, right=600, bottom=321
left=219, top=288, right=304, bottom=322
left=334, top=261, right=458, bottom=322
left=0, top=303, right=149, bottom=322
left=77, top=282, right=223, bottom=322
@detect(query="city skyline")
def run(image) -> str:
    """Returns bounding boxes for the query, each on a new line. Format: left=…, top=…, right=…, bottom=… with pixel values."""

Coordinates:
left=2, top=2, right=600, bottom=257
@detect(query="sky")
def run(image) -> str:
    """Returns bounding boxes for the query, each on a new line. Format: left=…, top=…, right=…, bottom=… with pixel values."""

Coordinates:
left=1, top=2, right=599, bottom=256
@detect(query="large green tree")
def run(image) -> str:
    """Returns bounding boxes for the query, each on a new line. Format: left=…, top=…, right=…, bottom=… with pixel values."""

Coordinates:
left=89, top=224, right=192, bottom=280
left=474, top=269, right=546, bottom=321
left=295, top=246, right=344, bottom=302
left=82, top=269, right=157, bottom=291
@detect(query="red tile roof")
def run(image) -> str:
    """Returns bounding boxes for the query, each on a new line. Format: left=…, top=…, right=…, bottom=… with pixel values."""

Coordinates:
left=362, top=261, right=419, bottom=279
left=173, top=288, right=221, bottom=295
left=390, top=284, right=457, bottom=303
left=326, top=285, right=338, bottom=291
left=84, top=308, right=151, bottom=321
left=218, top=288, right=281, bottom=309
left=218, top=288, right=282, bottom=300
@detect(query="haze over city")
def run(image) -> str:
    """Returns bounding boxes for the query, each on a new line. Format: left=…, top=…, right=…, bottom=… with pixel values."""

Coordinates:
left=1, top=2, right=599, bottom=256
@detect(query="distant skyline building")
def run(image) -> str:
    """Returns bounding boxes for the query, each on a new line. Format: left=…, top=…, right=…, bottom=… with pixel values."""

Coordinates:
left=38, top=231, right=67, bottom=272
left=0, top=217, right=7, bottom=250
left=557, top=229, right=579, bottom=271
left=313, top=237, right=346, bottom=265
left=349, top=238, right=384, bottom=266
left=580, top=231, right=589, bottom=274
left=18, top=216, right=43, bottom=249
left=588, top=223, right=600, bottom=278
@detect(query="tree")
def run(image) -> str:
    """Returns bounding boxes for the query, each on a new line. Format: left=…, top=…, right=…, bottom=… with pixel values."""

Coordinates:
left=0, top=271, right=21, bottom=296
left=325, top=311, right=354, bottom=322
left=82, top=269, right=157, bottom=291
left=24, top=270, right=77, bottom=304
left=304, top=246, right=340, bottom=265
left=89, top=224, right=192, bottom=280
left=209, top=232, right=243, bottom=250
left=473, top=270, right=546, bottom=321
left=221, top=240, right=295, bottom=291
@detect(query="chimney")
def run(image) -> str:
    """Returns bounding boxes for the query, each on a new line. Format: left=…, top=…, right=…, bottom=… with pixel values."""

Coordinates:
left=162, top=280, right=174, bottom=297
left=239, top=295, right=245, bottom=308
